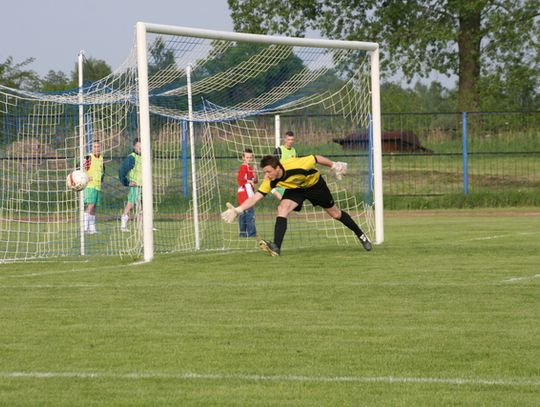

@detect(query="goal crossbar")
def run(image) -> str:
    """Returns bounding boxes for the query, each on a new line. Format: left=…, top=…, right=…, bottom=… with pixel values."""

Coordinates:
left=141, top=22, right=379, bottom=51
left=0, top=23, right=384, bottom=263
left=135, top=23, right=384, bottom=262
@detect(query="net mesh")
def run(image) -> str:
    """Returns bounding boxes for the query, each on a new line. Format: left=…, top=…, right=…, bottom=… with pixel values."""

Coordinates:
left=0, top=27, right=376, bottom=261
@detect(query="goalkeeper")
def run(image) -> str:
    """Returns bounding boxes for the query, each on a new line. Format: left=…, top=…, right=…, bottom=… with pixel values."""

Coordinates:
left=221, top=154, right=372, bottom=256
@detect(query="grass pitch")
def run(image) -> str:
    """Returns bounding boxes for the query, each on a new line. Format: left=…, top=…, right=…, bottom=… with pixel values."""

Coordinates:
left=0, top=209, right=538, bottom=406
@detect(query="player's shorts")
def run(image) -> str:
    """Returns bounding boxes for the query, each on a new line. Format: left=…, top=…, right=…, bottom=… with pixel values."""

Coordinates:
left=84, top=187, right=101, bottom=207
left=128, top=186, right=142, bottom=205
left=282, top=177, right=335, bottom=212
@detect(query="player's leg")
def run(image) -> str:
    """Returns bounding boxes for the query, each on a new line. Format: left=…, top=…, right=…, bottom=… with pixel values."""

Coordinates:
left=306, top=177, right=372, bottom=251
left=121, top=197, right=134, bottom=232
left=246, top=208, right=257, bottom=237
left=121, top=205, right=131, bottom=231
left=238, top=211, right=247, bottom=237
left=274, top=199, right=298, bottom=248
left=90, top=189, right=101, bottom=233
left=324, top=205, right=372, bottom=251
left=83, top=212, right=89, bottom=232
left=86, top=204, right=96, bottom=215
left=122, top=187, right=139, bottom=231
left=84, top=189, right=91, bottom=231
left=86, top=203, right=97, bottom=233
left=258, top=197, right=299, bottom=256
left=84, top=188, right=98, bottom=233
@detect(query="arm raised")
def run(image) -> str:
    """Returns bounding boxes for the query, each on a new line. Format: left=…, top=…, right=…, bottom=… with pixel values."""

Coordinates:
left=315, top=155, right=347, bottom=180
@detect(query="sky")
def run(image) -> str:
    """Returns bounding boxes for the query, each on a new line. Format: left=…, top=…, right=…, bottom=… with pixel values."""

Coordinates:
left=1, top=0, right=235, bottom=76
left=1, top=0, right=456, bottom=87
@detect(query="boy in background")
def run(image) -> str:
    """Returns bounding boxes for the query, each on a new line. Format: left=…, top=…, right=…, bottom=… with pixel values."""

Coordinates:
left=83, top=141, right=104, bottom=234
left=272, top=130, right=297, bottom=200
left=118, top=138, right=142, bottom=232
left=236, top=148, right=258, bottom=237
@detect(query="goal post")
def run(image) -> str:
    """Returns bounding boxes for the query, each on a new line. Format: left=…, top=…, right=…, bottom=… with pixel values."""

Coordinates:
left=369, top=47, right=384, bottom=244
left=0, top=23, right=383, bottom=263
left=135, top=22, right=155, bottom=262
left=135, top=22, right=384, bottom=261
left=78, top=50, right=86, bottom=256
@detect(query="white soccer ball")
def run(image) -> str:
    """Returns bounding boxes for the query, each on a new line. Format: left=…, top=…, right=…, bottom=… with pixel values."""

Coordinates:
left=66, top=170, right=89, bottom=191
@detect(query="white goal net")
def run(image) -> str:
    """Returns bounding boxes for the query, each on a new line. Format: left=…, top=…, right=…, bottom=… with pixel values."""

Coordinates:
left=0, top=24, right=383, bottom=262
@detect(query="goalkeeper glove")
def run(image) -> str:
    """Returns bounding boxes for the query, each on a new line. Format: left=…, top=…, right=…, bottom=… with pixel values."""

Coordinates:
left=221, top=202, right=244, bottom=223
left=331, top=161, right=348, bottom=180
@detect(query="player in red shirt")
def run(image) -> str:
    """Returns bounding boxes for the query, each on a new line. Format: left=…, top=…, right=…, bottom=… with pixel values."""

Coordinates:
left=237, top=149, right=258, bottom=237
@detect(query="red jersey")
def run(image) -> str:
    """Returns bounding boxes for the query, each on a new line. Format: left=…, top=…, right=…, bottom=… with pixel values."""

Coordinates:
left=237, top=163, right=258, bottom=205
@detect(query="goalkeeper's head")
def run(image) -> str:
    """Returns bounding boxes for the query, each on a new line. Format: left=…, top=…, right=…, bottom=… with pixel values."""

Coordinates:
left=260, top=155, right=282, bottom=181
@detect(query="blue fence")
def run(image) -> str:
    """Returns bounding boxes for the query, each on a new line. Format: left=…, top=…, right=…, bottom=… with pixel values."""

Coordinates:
left=276, top=111, right=539, bottom=199
left=146, top=111, right=538, bottom=202
left=379, top=111, right=540, bottom=197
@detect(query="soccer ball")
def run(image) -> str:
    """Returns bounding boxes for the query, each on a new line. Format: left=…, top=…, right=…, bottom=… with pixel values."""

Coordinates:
left=66, top=170, right=89, bottom=191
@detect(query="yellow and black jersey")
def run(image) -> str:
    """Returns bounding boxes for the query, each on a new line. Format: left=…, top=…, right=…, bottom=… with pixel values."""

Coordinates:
left=258, top=155, right=321, bottom=195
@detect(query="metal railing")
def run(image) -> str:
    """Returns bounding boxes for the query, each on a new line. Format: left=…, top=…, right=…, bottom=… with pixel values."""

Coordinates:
left=379, top=111, right=540, bottom=196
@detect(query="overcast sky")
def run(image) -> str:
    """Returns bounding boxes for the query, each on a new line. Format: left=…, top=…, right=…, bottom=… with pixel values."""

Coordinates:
left=1, top=1, right=455, bottom=87
left=1, top=0, right=235, bottom=76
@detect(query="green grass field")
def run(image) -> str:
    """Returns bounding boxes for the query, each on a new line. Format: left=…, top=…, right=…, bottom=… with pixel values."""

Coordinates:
left=0, top=209, right=539, bottom=406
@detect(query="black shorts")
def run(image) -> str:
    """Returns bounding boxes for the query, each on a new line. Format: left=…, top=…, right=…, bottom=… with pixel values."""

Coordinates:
left=282, top=177, right=335, bottom=212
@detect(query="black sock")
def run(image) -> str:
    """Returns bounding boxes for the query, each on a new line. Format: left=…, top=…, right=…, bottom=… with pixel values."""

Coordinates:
left=338, top=210, right=364, bottom=238
left=274, top=216, right=287, bottom=249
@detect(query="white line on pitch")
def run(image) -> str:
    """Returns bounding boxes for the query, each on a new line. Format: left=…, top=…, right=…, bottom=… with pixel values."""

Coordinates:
left=0, top=281, right=495, bottom=289
left=2, top=262, right=137, bottom=279
left=0, top=283, right=104, bottom=289
left=470, top=234, right=511, bottom=240
left=468, top=231, right=540, bottom=241
left=0, top=371, right=538, bottom=387
left=501, top=274, right=540, bottom=283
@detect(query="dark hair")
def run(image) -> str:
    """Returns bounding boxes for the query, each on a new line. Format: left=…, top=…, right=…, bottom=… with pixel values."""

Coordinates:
left=133, top=138, right=140, bottom=145
left=285, top=131, right=294, bottom=137
left=243, top=148, right=253, bottom=154
left=260, top=155, right=280, bottom=168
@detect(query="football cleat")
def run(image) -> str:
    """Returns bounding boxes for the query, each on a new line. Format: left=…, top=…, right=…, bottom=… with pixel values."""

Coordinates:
left=258, top=239, right=281, bottom=257
left=359, top=234, right=372, bottom=251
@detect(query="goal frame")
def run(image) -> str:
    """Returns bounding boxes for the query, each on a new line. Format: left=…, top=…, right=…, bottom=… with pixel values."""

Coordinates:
left=135, top=22, right=384, bottom=262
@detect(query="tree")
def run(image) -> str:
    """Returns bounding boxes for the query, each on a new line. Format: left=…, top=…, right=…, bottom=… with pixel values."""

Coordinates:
left=228, top=0, right=539, bottom=111
left=0, top=56, right=40, bottom=90
left=194, top=42, right=305, bottom=106
left=40, top=70, right=71, bottom=92
left=479, top=64, right=539, bottom=111
left=381, top=81, right=456, bottom=113
left=148, top=37, right=176, bottom=76
left=70, top=57, right=112, bottom=84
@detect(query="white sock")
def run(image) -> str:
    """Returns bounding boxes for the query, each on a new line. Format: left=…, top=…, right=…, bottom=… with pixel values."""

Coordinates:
left=89, top=215, right=96, bottom=232
left=83, top=213, right=89, bottom=231
left=121, top=214, right=129, bottom=228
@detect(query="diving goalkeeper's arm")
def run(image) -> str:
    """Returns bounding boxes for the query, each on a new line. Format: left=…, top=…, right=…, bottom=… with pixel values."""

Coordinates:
left=315, top=155, right=347, bottom=180
left=221, top=192, right=265, bottom=223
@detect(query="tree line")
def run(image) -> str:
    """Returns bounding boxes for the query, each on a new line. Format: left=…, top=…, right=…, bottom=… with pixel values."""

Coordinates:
left=0, top=56, right=112, bottom=92
left=228, top=0, right=539, bottom=112
left=1, top=0, right=538, bottom=113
